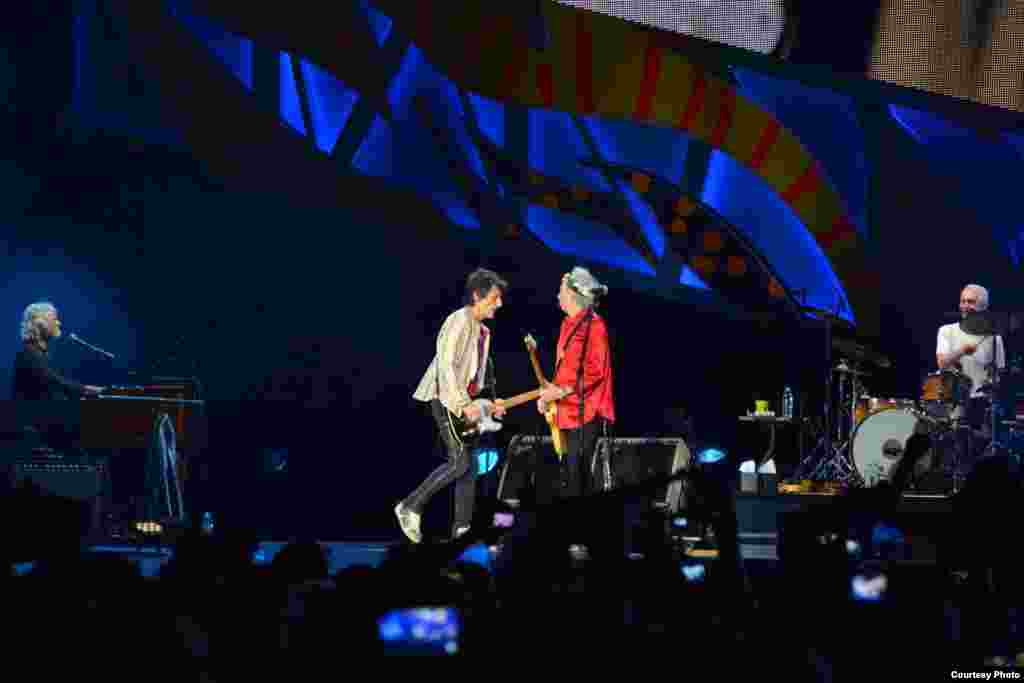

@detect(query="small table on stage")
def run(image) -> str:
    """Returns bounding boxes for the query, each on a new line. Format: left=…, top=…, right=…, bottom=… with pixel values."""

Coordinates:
left=738, top=415, right=800, bottom=469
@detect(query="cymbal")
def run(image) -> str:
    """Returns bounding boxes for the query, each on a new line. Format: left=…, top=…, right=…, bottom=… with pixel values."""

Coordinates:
left=958, top=311, right=1024, bottom=337
left=832, top=336, right=892, bottom=368
left=800, top=305, right=854, bottom=326
left=833, top=360, right=870, bottom=376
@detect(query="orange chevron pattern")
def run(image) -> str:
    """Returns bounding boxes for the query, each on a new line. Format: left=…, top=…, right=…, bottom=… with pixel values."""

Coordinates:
left=372, top=1, right=879, bottom=331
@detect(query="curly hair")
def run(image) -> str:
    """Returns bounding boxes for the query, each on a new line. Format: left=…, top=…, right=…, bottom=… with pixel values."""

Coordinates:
left=20, top=301, right=56, bottom=344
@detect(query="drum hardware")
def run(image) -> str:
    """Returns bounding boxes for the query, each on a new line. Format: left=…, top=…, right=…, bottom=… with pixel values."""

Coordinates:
left=1001, top=419, right=1024, bottom=455
left=957, top=311, right=1017, bottom=474
left=790, top=303, right=862, bottom=485
left=803, top=359, right=866, bottom=483
left=980, top=371, right=1009, bottom=464
left=834, top=360, right=870, bottom=445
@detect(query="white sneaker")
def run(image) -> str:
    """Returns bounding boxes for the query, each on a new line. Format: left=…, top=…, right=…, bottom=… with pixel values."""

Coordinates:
left=394, top=503, right=421, bottom=543
left=453, top=526, right=470, bottom=539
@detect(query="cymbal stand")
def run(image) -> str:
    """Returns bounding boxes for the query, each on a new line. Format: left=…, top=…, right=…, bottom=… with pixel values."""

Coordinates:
left=791, top=304, right=859, bottom=484
left=835, top=360, right=865, bottom=445
left=809, top=365, right=859, bottom=484
left=950, top=392, right=971, bottom=495
left=986, top=362, right=1007, bottom=458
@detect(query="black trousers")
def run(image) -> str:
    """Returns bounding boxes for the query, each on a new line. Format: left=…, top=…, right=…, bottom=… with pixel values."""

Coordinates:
left=558, top=417, right=607, bottom=499
left=402, top=400, right=476, bottom=535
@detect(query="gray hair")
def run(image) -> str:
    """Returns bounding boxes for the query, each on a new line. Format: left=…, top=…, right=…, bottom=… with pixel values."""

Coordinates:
left=963, top=284, right=989, bottom=310
left=20, top=301, right=56, bottom=343
left=564, top=267, right=609, bottom=309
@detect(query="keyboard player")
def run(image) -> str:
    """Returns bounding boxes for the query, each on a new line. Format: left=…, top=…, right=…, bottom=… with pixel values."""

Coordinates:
left=12, top=302, right=104, bottom=449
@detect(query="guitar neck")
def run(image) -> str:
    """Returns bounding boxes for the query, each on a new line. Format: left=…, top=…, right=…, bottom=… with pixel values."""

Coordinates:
left=525, top=341, right=548, bottom=385
left=498, top=388, right=542, bottom=410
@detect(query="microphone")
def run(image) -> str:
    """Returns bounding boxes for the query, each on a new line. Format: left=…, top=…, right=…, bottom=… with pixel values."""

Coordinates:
left=68, top=333, right=116, bottom=360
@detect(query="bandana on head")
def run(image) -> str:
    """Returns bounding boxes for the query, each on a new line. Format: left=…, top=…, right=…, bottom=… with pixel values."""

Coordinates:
left=564, top=267, right=608, bottom=300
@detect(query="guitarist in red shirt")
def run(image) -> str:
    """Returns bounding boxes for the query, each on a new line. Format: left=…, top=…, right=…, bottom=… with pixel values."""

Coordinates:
left=537, top=267, right=616, bottom=501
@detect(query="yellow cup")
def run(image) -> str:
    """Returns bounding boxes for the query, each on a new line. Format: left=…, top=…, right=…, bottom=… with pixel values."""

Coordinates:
left=754, top=400, right=769, bottom=414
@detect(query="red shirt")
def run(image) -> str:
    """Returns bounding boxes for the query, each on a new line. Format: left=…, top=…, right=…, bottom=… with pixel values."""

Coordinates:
left=552, top=309, right=615, bottom=429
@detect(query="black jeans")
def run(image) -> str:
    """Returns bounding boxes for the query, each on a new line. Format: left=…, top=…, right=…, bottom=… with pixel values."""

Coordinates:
left=402, top=400, right=476, bottom=535
left=558, top=418, right=606, bottom=499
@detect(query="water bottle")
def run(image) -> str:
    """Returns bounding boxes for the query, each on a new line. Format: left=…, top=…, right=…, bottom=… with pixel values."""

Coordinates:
left=783, top=386, right=793, bottom=419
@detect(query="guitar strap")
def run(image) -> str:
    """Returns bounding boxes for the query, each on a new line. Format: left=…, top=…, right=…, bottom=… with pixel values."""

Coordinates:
left=555, top=309, right=594, bottom=375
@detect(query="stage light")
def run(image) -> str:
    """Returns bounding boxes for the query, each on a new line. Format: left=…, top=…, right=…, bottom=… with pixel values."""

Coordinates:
left=456, top=543, right=492, bottom=571
left=680, top=561, right=707, bottom=584
left=871, top=521, right=904, bottom=546
left=475, top=447, right=499, bottom=475
left=134, top=520, right=163, bottom=535
left=696, top=448, right=727, bottom=465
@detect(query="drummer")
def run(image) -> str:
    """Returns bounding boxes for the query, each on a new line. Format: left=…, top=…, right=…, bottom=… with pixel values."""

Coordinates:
left=935, top=283, right=1005, bottom=430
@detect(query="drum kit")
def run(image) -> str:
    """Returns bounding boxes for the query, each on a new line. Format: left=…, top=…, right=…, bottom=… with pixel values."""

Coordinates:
left=793, top=309, right=1024, bottom=494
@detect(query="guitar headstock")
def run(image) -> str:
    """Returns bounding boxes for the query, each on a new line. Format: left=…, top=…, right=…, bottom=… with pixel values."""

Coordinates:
left=523, top=332, right=548, bottom=384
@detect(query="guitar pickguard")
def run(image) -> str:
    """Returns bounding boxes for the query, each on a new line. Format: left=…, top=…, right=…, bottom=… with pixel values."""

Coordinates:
left=447, top=398, right=502, bottom=447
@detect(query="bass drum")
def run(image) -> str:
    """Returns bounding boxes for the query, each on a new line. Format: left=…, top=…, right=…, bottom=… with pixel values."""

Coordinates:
left=851, top=408, right=935, bottom=487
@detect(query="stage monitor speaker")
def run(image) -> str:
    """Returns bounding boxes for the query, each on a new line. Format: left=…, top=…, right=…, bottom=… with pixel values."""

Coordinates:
left=13, top=458, right=108, bottom=500
left=9, top=455, right=109, bottom=539
left=496, top=435, right=556, bottom=506
left=596, top=437, right=691, bottom=513
left=496, top=434, right=616, bottom=504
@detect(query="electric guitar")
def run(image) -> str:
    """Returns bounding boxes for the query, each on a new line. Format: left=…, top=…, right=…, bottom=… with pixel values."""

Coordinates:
left=446, top=387, right=543, bottom=448
left=523, top=334, right=567, bottom=457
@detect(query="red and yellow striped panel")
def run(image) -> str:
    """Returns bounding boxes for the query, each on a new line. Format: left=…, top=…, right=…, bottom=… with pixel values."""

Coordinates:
left=373, top=1, right=879, bottom=332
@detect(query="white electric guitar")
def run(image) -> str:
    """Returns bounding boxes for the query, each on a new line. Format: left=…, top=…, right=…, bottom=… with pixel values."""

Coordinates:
left=445, top=387, right=543, bottom=447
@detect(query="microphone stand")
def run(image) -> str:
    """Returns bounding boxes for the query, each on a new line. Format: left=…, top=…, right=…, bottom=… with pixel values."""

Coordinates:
left=69, top=334, right=115, bottom=362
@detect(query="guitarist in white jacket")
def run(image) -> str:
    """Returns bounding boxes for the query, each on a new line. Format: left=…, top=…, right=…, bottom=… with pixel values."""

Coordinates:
left=395, top=268, right=508, bottom=543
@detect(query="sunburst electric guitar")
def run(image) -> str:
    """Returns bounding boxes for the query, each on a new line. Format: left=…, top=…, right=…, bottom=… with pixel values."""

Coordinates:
left=446, top=387, right=543, bottom=449
left=523, top=334, right=567, bottom=458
